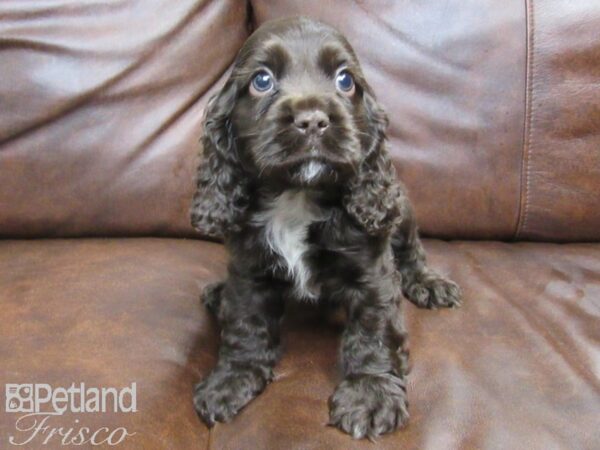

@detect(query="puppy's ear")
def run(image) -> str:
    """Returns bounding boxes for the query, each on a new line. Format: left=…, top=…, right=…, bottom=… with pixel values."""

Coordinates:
left=343, top=90, right=406, bottom=236
left=191, top=79, right=249, bottom=239
left=362, top=89, right=389, bottom=155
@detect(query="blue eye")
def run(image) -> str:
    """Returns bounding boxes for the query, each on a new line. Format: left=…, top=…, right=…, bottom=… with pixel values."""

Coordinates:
left=335, top=70, right=354, bottom=92
left=251, top=71, right=273, bottom=93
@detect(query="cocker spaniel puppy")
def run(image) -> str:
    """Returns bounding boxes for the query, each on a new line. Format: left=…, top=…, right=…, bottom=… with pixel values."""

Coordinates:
left=190, top=17, right=461, bottom=439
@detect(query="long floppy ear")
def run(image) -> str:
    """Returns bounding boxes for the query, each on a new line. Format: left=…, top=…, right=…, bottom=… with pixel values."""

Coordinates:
left=190, top=79, right=250, bottom=239
left=343, top=90, right=407, bottom=236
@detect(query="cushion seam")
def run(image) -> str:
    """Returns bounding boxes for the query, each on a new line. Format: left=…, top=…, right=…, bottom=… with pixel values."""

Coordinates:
left=516, top=0, right=535, bottom=239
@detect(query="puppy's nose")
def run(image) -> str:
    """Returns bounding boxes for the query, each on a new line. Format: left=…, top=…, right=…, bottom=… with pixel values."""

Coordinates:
left=294, top=110, right=330, bottom=135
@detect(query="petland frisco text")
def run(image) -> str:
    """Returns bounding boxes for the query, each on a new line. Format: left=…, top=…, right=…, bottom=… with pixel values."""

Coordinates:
left=5, top=382, right=137, bottom=446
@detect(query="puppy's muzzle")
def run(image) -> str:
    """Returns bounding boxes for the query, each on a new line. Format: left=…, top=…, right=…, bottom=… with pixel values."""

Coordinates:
left=293, top=109, right=330, bottom=137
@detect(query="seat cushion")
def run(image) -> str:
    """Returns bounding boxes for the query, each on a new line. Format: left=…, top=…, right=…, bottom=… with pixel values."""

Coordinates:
left=1, top=238, right=598, bottom=449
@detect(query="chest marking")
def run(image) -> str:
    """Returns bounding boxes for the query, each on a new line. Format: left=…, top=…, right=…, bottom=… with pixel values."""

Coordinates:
left=255, top=190, right=326, bottom=300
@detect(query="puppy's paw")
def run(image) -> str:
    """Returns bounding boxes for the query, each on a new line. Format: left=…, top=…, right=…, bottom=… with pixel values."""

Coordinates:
left=328, top=374, right=408, bottom=440
left=405, top=272, right=462, bottom=309
left=193, top=369, right=268, bottom=427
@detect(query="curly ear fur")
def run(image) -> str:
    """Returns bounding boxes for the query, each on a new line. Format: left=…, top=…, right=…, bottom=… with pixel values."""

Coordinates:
left=343, top=91, right=407, bottom=236
left=191, top=80, right=250, bottom=239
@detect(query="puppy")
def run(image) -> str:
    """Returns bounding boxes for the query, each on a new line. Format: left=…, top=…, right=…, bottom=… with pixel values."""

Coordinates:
left=190, top=17, right=461, bottom=439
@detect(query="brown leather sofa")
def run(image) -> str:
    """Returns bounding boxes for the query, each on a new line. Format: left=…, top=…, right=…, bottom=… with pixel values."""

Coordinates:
left=1, top=1, right=599, bottom=449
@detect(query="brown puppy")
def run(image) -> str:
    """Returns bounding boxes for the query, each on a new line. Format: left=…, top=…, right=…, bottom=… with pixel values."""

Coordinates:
left=191, top=17, right=461, bottom=439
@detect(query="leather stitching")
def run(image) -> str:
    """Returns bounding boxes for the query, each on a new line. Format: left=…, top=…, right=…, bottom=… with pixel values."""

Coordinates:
left=516, top=0, right=535, bottom=239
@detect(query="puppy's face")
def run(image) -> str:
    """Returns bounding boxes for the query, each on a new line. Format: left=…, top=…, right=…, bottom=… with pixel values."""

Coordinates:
left=227, top=18, right=385, bottom=188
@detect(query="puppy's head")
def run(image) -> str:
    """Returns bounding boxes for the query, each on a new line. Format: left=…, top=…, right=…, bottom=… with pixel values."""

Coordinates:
left=228, top=18, right=386, bottom=186
left=192, top=17, right=397, bottom=238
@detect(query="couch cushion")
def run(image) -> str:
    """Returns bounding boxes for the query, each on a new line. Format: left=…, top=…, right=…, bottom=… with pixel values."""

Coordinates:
left=3, top=1, right=600, bottom=242
left=515, top=0, right=600, bottom=241
left=0, top=238, right=227, bottom=449
left=1, top=238, right=598, bottom=449
left=252, top=0, right=600, bottom=241
left=251, top=0, right=526, bottom=240
left=0, top=0, right=248, bottom=238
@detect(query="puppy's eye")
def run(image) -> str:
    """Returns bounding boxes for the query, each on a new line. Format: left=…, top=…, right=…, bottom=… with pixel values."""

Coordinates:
left=335, top=70, right=355, bottom=94
left=250, top=71, right=274, bottom=95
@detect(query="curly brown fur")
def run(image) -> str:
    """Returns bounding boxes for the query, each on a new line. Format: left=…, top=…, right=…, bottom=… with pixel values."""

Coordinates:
left=190, top=17, right=461, bottom=439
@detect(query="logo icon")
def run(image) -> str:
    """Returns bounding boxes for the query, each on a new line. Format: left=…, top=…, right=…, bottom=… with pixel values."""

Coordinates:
left=5, top=384, right=34, bottom=413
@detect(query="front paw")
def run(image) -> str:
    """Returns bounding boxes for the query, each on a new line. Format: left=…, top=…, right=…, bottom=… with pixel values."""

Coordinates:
left=193, top=369, right=269, bottom=427
left=405, top=272, right=462, bottom=309
left=328, top=374, right=409, bottom=440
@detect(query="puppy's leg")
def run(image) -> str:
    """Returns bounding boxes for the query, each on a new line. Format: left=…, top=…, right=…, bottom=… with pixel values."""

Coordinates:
left=329, top=286, right=410, bottom=440
left=194, top=276, right=284, bottom=426
left=392, top=208, right=461, bottom=309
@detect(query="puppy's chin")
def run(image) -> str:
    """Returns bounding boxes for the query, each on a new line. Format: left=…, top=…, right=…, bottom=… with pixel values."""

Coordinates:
left=257, top=154, right=354, bottom=190
left=291, top=161, right=334, bottom=187
left=256, top=161, right=337, bottom=189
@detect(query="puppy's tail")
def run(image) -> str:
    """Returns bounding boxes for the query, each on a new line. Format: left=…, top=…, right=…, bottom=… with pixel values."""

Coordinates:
left=201, top=282, right=224, bottom=316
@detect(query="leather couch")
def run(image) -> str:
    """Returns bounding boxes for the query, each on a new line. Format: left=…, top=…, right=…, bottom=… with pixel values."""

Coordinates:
left=1, top=1, right=598, bottom=449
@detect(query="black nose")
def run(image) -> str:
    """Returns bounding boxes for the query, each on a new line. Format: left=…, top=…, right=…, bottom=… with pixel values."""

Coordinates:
left=294, top=110, right=330, bottom=135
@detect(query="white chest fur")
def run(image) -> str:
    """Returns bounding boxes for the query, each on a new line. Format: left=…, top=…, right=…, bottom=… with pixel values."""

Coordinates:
left=254, top=190, right=325, bottom=300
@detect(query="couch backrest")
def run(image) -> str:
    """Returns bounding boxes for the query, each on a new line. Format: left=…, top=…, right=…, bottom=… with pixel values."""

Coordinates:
left=1, top=0, right=599, bottom=241
left=0, top=0, right=248, bottom=238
